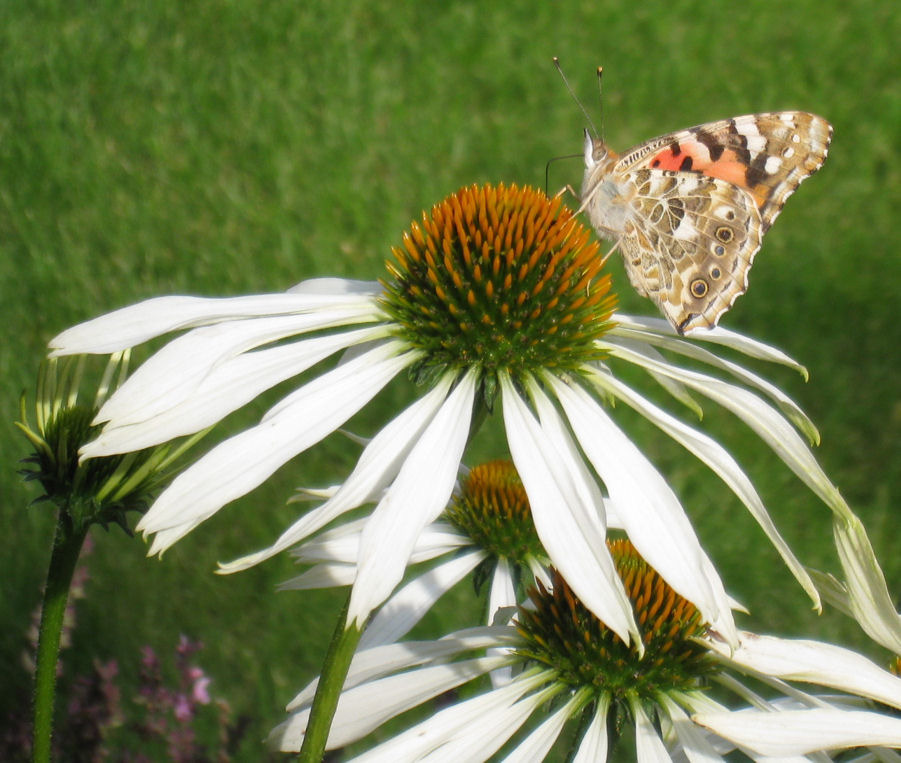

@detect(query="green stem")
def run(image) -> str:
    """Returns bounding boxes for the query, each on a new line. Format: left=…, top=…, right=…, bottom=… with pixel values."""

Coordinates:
left=32, top=517, right=86, bottom=763
left=298, top=590, right=362, bottom=762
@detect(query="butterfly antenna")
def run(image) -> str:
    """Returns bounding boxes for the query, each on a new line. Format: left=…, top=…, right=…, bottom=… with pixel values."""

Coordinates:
left=553, top=57, right=599, bottom=138
left=595, top=66, right=606, bottom=144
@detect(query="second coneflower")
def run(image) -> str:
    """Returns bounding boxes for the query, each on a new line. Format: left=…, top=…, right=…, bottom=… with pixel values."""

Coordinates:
left=51, top=183, right=840, bottom=642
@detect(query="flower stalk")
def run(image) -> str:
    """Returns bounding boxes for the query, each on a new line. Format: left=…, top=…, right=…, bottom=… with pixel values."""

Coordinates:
left=32, top=518, right=87, bottom=763
left=298, top=592, right=362, bottom=762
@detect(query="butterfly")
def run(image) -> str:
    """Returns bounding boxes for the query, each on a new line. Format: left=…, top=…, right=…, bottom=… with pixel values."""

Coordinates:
left=580, top=111, right=832, bottom=334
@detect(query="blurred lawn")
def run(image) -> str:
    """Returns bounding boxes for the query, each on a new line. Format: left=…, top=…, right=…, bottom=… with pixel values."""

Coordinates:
left=1, top=0, right=898, bottom=758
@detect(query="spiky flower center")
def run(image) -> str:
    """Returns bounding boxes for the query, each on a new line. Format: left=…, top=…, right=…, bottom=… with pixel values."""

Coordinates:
left=445, top=460, right=544, bottom=567
left=515, top=540, right=713, bottom=702
left=380, top=184, right=616, bottom=384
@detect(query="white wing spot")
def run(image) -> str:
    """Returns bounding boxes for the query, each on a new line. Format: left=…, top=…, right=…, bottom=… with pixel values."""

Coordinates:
left=782, top=146, right=795, bottom=159
left=764, top=156, right=782, bottom=174
left=792, top=133, right=802, bottom=143
left=744, top=134, right=767, bottom=152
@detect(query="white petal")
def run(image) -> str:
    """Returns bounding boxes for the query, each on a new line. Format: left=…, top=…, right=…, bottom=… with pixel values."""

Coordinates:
left=708, top=630, right=901, bottom=710
left=278, top=562, right=356, bottom=589
left=274, top=656, right=504, bottom=751
left=349, top=673, right=545, bottom=763
left=833, top=515, right=901, bottom=655
left=572, top=696, right=611, bottom=763
left=286, top=626, right=513, bottom=711
left=359, top=550, right=486, bottom=648
left=605, top=342, right=848, bottom=517
left=589, top=366, right=819, bottom=609
left=502, top=691, right=583, bottom=763
left=136, top=342, right=412, bottom=553
left=84, top=327, right=386, bottom=454
left=548, top=374, right=735, bottom=641
left=219, top=374, right=454, bottom=572
left=50, top=291, right=381, bottom=355
left=347, top=370, right=476, bottom=625
left=487, top=558, right=518, bottom=688
left=288, top=277, right=382, bottom=296
left=604, top=327, right=817, bottom=442
left=612, top=313, right=809, bottom=377
left=656, top=694, right=725, bottom=762
left=633, top=700, right=674, bottom=762
left=693, top=708, right=901, bottom=756
left=489, top=557, right=517, bottom=622
left=501, top=374, right=638, bottom=645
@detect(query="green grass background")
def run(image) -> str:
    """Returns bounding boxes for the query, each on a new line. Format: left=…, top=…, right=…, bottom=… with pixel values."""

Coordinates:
left=1, top=0, right=898, bottom=758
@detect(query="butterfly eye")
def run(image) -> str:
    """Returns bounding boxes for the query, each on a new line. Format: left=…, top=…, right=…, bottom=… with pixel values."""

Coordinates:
left=690, top=278, right=709, bottom=298
left=715, top=226, right=734, bottom=243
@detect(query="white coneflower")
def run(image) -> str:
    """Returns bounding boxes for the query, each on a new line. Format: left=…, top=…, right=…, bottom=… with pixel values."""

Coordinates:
left=272, top=541, right=901, bottom=759
left=51, top=183, right=845, bottom=641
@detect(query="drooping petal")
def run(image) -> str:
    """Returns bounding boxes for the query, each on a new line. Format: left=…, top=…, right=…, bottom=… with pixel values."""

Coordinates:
left=548, top=374, right=735, bottom=643
left=501, top=373, right=638, bottom=646
left=83, top=327, right=388, bottom=454
left=612, top=313, right=809, bottom=377
left=278, top=561, right=356, bottom=589
left=50, top=288, right=382, bottom=355
left=347, top=370, right=477, bottom=626
left=348, top=672, right=548, bottom=763
left=219, top=374, right=455, bottom=573
left=137, top=341, right=414, bottom=554
left=632, top=699, right=674, bottom=763
left=604, top=323, right=817, bottom=443
left=693, top=708, right=901, bottom=756
left=833, top=515, right=901, bottom=655
left=286, top=626, right=513, bottom=711
left=572, top=695, right=611, bottom=763
left=274, top=656, right=505, bottom=751
left=589, top=366, right=819, bottom=609
left=708, top=630, right=901, bottom=711
left=359, top=550, right=486, bottom=648
left=656, top=694, right=725, bottom=763
left=503, top=690, right=586, bottom=763
left=604, top=342, right=848, bottom=517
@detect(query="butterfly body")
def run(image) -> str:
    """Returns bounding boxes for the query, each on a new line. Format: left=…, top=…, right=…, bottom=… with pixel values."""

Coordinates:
left=580, top=112, right=832, bottom=334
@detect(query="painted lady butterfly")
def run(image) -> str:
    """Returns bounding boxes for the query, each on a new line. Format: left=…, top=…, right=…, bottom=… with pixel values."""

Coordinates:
left=580, top=111, right=832, bottom=333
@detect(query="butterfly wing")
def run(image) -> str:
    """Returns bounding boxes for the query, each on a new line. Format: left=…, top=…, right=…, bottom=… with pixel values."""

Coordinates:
left=617, top=168, right=762, bottom=333
left=615, top=112, right=832, bottom=231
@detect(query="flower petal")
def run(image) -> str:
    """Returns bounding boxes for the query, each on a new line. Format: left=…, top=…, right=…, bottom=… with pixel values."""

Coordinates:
left=612, top=313, right=809, bottom=378
left=347, top=370, right=477, bottom=626
left=136, top=341, right=413, bottom=554
left=693, top=708, right=901, bottom=756
left=503, top=690, right=586, bottom=763
left=572, top=696, right=610, bottom=763
left=833, top=515, right=901, bottom=655
left=359, top=550, right=486, bottom=648
left=548, top=374, right=735, bottom=642
left=219, top=374, right=454, bottom=573
left=657, top=694, right=725, bottom=762
left=605, top=341, right=848, bottom=517
left=589, top=366, right=819, bottom=609
left=274, top=656, right=505, bottom=751
left=708, top=630, right=901, bottom=711
left=501, top=373, right=639, bottom=646
left=348, top=672, right=547, bottom=763
left=286, top=626, right=514, bottom=711
left=83, top=327, right=387, bottom=455
left=632, top=700, right=673, bottom=763
left=50, top=290, right=381, bottom=355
